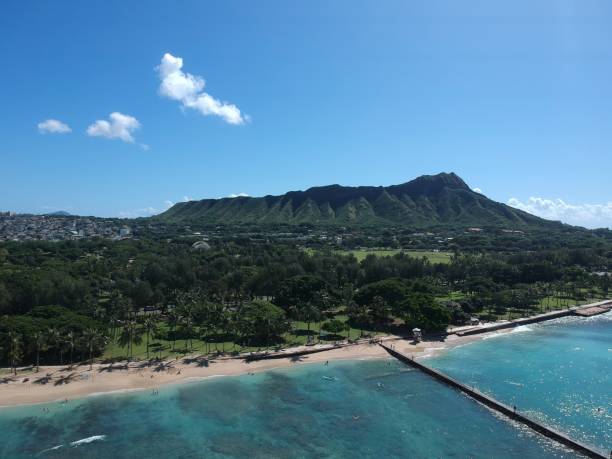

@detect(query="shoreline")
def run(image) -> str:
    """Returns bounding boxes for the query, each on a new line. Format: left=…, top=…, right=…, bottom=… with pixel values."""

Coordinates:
left=0, top=332, right=495, bottom=409
left=4, top=307, right=608, bottom=409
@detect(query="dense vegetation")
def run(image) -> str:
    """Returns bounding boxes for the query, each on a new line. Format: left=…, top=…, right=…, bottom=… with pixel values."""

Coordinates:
left=1, top=233, right=610, bottom=371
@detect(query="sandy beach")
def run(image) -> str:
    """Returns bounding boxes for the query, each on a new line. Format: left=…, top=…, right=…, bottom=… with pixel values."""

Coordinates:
left=0, top=332, right=504, bottom=408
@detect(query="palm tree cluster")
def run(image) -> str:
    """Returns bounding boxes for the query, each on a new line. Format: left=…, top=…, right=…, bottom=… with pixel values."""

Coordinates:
left=107, top=290, right=293, bottom=360
left=3, top=326, right=106, bottom=375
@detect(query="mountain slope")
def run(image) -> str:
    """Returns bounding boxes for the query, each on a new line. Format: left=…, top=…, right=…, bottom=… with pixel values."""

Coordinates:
left=158, top=172, right=555, bottom=228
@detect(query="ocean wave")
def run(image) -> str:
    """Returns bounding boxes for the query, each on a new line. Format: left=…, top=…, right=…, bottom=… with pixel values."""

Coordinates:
left=510, top=325, right=533, bottom=334
left=87, top=388, right=144, bottom=398
left=480, top=324, right=533, bottom=340
left=70, top=435, right=106, bottom=447
left=505, top=380, right=524, bottom=387
left=482, top=332, right=505, bottom=340
left=38, top=444, right=63, bottom=455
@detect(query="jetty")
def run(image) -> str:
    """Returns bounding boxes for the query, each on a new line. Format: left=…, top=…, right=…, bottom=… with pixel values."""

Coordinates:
left=380, top=343, right=609, bottom=459
left=455, top=300, right=612, bottom=337
left=574, top=304, right=612, bottom=317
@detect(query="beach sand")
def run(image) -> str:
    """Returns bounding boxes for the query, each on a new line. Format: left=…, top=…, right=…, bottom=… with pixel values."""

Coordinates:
left=0, top=333, right=491, bottom=408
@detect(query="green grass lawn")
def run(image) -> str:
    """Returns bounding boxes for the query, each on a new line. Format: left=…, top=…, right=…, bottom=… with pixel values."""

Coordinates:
left=102, top=316, right=382, bottom=361
left=435, top=291, right=468, bottom=302
left=337, top=249, right=452, bottom=264
left=535, top=295, right=604, bottom=311
left=477, top=294, right=606, bottom=321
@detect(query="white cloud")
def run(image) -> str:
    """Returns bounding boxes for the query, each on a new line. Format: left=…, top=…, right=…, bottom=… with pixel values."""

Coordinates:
left=472, top=187, right=482, bottom=194
left=118, top=200, right=174, bottom=218
left=228, top=192, right=250, bottom=198
left=508, top=197, right=612, bottom=229
left=182, top=196, right=193, bottom=202
left=38, top=119, right=72, bottom=134
left=87, top=112, right=141, bottom=143
left=157, top=53, right=248, bottom=125
left=118, top=207, right=159, bottom=218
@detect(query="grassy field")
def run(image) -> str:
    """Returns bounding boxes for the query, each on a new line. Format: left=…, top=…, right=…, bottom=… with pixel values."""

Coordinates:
left=337, top=249, right=452, bottom=264
left=435, top=291, right=468, bottom=302
left=476, top=295, right=606, bottom=321
left=535, top=295, right=602, bottom=310
left=102, top=316, right=381, bottom=361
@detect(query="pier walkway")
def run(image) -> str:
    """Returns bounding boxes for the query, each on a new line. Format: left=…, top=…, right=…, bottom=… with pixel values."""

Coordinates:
left=380, top=343, right=609, bottom=459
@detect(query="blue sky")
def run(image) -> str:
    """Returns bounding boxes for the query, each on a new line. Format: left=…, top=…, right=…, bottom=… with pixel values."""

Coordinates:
left=1, top=1, right=611, bottom=227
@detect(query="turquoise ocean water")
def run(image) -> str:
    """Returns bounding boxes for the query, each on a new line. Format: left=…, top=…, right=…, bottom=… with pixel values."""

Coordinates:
left=0, top=312, right=609, bottom=458
left=429, top=312, right=612, bottom=453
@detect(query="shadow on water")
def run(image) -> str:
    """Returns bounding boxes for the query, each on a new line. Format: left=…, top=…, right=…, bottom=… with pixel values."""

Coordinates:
left=177, top=378, right=257, bottom=423
left=210, top=432, right=294, bottom=459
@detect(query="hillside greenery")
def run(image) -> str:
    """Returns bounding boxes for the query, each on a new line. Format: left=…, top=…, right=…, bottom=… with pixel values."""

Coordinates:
left=158, top=173, right=557, bottom=228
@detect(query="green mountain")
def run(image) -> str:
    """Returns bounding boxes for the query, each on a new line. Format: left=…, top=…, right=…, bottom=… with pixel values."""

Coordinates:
left=158, top=172, right=555, bottom=228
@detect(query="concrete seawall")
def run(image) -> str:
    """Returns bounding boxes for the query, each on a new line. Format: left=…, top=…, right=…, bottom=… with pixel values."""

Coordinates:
left=380, top=344, right=608, bottom=459
left=456, top=300, right=612, bottom=337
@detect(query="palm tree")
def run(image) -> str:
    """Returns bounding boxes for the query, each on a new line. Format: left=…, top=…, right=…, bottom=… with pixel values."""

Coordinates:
left=167, top=310, right=179, bottom=351
left=8, top=331, right=22, bottom=375
left=300, top=302, right=321, bottom=344
left=119, top=319, right=143, bottom=360
left=108, top=315, right=121, bottom=344
left=208, top=303, right=225, bottom=352
left=218, top=306, right=231, bottom=353
left=65, top=331, right=75, bottom=365
left=143, top=317, right=158, bottom=360
left=32, top=331, right=46, bottom=372
left=178, top=302, right=196, bottom=350
left=199, top=321, right=211, bottom=354
left=228, top=311, right=241, bottom=352
left=47, top=327, right=62, bottom=365
left=181, top=314, right=195, bottom=350
left=82, top=328, right=104, bottom=370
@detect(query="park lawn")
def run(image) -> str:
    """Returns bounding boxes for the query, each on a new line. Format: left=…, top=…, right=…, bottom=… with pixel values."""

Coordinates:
left=535, top=294, right=604, bottom=311
left=435, top=291, right=468, bottom=302
left=286, top=316, right=380, bottom=344
left=477, top=294, right=607, bottom=322
left=102, top=315, right=380, bottom=361
left=337, top=249, right=452, bottom=264
left=103, top=335, right=262, bottom=361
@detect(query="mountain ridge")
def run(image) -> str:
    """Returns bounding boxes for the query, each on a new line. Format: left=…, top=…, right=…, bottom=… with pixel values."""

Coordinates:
left=158, top=172, right=557, bottom=228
